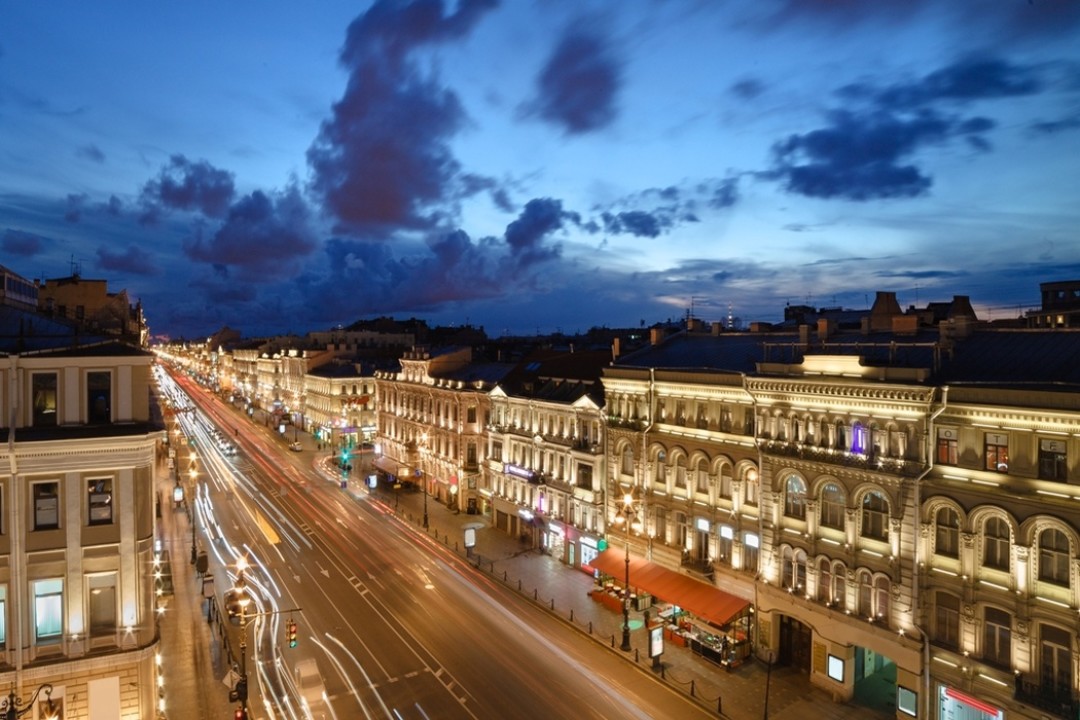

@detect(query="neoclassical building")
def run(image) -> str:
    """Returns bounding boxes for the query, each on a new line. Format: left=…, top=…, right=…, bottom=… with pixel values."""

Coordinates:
left=0, top=304, right=164, bottom=718
left=604, top=314, right=1080, bottom=720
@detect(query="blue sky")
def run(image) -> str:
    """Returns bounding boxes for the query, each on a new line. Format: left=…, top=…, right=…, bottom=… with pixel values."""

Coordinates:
left=2, top=1, right=1078, bottom=340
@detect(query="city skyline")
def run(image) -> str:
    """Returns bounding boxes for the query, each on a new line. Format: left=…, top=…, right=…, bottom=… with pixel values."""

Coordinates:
left=1, top=1, right=1078, bottom=340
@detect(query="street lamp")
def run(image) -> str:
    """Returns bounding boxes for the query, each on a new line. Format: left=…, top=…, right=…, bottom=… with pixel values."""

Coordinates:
left=231, top=557, right=252, bottom=719
left=1, top=684, right=57, bottom=719
left=188, top=461, right=199, bottom=565
left=419, top=432, right=430, bottom=529
left=612, top=487, right=642, bottom=651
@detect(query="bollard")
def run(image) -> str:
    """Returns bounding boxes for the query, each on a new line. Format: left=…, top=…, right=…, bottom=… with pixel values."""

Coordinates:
left=570, top=610, right=574, bottom=622
left=550, top=598, right=554, bottom=610
left=661, top=666, right=666, bottom=680
left=518, top=579, right=522, bottom=591
left=588, top=621, right=592, bottom=634
left=611, top=635, right=616, bottom=648
left=455, top=541, right=458, bottom=551
left=718, top=697, right=722, bottom=714
left=635, top=649, right=639, bottom=663
left=503, top=570, right=508, bottom=581
left=690, top=680, right=695, bottom=697
left=534, top=589, right=538, bottom=600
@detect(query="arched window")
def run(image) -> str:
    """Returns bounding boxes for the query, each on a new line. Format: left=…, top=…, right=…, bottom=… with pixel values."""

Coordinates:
left=744, top=469, right=759, bottom=506
left=620, top=446, right=634, bottom=476
left=832, top=565, right=847, bottom=610
left=874, top=576, right=890, bottom=623
left=935, top=507, right=960, bottom=558
left=983, top=517, right=1011, bottom=570
left=794, top=549, right=807, bottom=592
left=719, top=467, right=733, bottom=499
left=820, top=483, right=845, bottom=530
left=674, top=457, right=688, bottom=489
left=1038, top=528, right=1071, bottom=586
left=653, top=454, right=666, bottom=484
left=857, top=570, right=873, bottom=617
left=861, top=491, right=889, bottom=541
left=817, top=559, right=833, bottom=603
left=784, top=475, right=807, bottom=520
left=782, top=547, right=795, bottom=588
left=694, top=460, right=709, bottom=493
left=781, top=547, right=807, bottom=591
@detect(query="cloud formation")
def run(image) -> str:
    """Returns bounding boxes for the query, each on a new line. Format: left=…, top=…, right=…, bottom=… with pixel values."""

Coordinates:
left=139, top=155, right=236, bottom=222
left=97, top=244, right=160, bottom=275
left=765, top=56, right=1059, bottom=201
left=2, top=229, right=46, bottom=256
left=183, top=185, right=316, bottom=282
left=307, top=0, right=497, bottom=232
left=524, top=30, right=621, bottom=135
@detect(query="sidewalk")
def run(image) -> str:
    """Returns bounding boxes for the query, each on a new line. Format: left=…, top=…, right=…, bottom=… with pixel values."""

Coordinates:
left=156, top=465, right=238, bottom=720
left=358, top=479, right=894, bottom=720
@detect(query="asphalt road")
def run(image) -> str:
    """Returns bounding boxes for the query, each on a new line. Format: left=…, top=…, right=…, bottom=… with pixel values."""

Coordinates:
left=166, top=370, right=712, bottom=720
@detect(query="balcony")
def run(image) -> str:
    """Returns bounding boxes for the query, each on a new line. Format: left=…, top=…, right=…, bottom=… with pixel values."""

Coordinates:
left=606, top=416, right=644, bottom=431
left=1015, top=676, right=1077, bottom=719
left=759, top=439, right=924, bottom=477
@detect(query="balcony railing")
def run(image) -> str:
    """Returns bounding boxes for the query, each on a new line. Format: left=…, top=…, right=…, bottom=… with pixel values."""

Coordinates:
left=1015, top=676, right=1077, bottom=719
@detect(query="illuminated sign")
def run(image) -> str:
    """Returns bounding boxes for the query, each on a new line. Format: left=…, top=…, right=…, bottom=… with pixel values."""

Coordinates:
left=579, top=536, right=598, bottom=549
left=504, top=464, right=534, bottom=479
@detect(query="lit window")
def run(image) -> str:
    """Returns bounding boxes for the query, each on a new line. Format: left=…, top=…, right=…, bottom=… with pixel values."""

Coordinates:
left=88, top=574, right=118, bottom=636
left=32, top=373, right=58, bottom=427
left=936, top=428, right=958, bottom=465
left=935, top=507, right=960, bottom=558
left=88, top=478, right=113, bottom=526
left=860, top=491, right=889, bottom=541
left=33, top=579, right=63, bottom=643
left=784, top=475, right=807, bottom=519
left=820, top=483, right=845, bottom=530
left=984, top=433, right=1009, bottom=472
left=33, top=482, right=60, bottom=531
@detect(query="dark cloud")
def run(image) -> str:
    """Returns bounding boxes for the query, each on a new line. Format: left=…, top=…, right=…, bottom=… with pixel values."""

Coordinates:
left=458, top=173, right=515, bottom=213
left=65, top=193, right=88, bottom=223
left=183, top=185, right=316, bottom=281
left=1029, top=113, right=1080, bottom=135
left=504, top=198, right=569, bottom=266
left=602, top=210, right=663, bottom=238
left=307, top=0, right=496, bottom=232
left=707, top=178, right=739, bottom=209
left=871, top=57, right=1044, bottom=109
left=2, top=229, right=46, bottom=256
left=139, top=154, right=236, bottom=221
left=96, top=245, right=160, bottom=275
left=76, top=144, right=106, bottom=163
left=874, top=269, right=967, bottom=280
left=730, top=78, right=766, bottom=100
left=524, top=30, right=620, bottom=135
left=102, top=195, right=123, bottom=216
left=766, top=57, right=1042, bottom=201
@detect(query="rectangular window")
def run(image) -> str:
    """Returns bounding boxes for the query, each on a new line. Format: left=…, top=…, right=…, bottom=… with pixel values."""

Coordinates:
left=33, top=482, right=60, bottom=531
left=87, top=371, right=112, bottom=424
left=743, top=533, right=760, bottom=573
left=934, top=592, right=960, bottom=649
left=88, top=574, right=118, bottom=636
left=491, top=442, right=502, bottom=462
left=1038, top=439, right=1067, bottom=482
left=88, top=478, right=113, bottom=525
left=936, top=428, right=958, bottom=465
left=577, top=464, right=593, bottom=490
left=32, top=373, right=58, bottom=426
left=984, top=433, right=1009, bottom=472
left=466, top=406, right=477, bottom=424
left=33, top=578, right=63, bottom=643
left=983, top=607, right=1011, bottom=668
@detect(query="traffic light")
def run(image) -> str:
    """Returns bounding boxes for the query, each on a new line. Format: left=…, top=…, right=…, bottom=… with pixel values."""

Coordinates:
left=287, top=619, right=298, bottom=648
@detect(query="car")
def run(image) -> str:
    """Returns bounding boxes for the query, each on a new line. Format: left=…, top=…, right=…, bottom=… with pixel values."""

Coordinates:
left=289, top=441, right=303, bottom=452
left=294, top=658, right=326, bottom=715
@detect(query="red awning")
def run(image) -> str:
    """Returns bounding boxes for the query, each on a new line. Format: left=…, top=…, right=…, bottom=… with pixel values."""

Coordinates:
left=591, top=548, right=749, bottom=628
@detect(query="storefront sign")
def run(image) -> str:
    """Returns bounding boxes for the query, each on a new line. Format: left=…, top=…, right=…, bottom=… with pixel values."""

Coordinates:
left=504, top=464, right=534, bottom=480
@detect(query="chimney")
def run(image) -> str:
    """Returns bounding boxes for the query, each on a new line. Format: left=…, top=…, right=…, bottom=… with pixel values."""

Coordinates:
left=869, top=291, right=902, bottom=331
left=612, top=337, right=622, bottom=360
left=650, top=327, right=667, bottom=345
left=799, top=324, right=811, bottom=349
left=817, top=318, right=835, bottom=338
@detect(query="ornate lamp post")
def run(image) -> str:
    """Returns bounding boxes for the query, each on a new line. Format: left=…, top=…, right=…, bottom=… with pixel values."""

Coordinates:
left=231, top=557, right=252, bottom=720
left=188, top=460, right=199, bottom=565
left=1, top=684, right=57, bottom=719
left=612, top=487, right=642, bottom=651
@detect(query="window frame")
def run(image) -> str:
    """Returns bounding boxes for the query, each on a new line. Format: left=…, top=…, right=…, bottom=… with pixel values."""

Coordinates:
left=819, top=483, right=845, bottom=530
left=984, top=432, right=1009, bottom=473
left=31, top=372, right=59, bottom=427
left=936, top=427, right=958, bottom=465
left=784, top=475, right=807, bottom=520
left=1038, top=438, right=1068, bottom=482
left=860, top=491, right=889, bottom=541
left=982, top=517, right=1011, bottom=570
left=935, top=507, right=960, bottom=558
left=32, top=481, right=60, bottom=531
left=33, top=578, right=64, bottom=644
left=87, top=477, right=114, bottom=526
left=86, top=369, right=112, bottom=424
left=982, top=606, right=1011, bottom=669
left=1038, top=528, right=1071, bottom=586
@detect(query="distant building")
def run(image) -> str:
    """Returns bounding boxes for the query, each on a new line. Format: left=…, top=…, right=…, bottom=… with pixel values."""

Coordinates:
left=36, top=273, right=148, bottom=346
left=1028, top=279, right=1080, bottom=328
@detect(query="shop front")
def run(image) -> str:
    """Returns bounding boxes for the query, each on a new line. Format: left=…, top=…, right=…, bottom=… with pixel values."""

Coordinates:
left=589, top=548, right=753, bottom=669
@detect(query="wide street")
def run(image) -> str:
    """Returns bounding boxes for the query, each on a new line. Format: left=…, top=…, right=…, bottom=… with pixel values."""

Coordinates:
left=161, top=367, right=714, bottom=719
